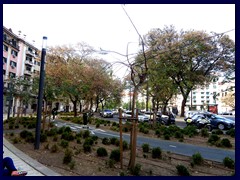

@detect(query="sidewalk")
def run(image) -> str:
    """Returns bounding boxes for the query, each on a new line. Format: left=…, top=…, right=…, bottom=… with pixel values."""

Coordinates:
left=3, top=114, right=61, bottom=176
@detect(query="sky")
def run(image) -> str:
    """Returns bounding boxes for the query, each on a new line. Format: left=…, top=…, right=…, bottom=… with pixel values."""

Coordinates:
left=3, top=4, right=235, bottom=78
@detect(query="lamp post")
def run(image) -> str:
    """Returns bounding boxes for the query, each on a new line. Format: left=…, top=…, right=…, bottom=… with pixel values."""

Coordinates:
left=7, top=81, right=13, bottom=120
left=35, top=36, right=47, bottom=150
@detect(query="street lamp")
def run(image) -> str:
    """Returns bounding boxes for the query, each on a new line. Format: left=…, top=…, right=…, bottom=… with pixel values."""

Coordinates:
left=7, top=81, right=13, bottom=120
left=35, top=36, right=47, bottom=150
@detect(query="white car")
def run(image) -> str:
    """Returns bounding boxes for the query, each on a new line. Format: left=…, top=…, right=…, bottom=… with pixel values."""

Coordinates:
left=123, top=111, right=149, bottom=122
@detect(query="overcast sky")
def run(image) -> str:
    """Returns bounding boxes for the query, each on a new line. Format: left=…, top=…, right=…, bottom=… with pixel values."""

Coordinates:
left=3, top=4, right=235, bottom=78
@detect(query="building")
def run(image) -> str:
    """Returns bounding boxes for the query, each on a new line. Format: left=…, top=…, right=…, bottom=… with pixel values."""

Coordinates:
left=3, top=26, right=41, bottom=115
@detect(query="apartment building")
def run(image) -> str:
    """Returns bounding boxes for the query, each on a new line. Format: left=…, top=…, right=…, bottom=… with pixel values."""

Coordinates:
left=3, top=26, right=41, bottom=115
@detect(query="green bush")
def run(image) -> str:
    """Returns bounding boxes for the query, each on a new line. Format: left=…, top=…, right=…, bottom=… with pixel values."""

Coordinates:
left=176, top=164, right=190, bottom=176
left=40, top=133, right=48, bottom=142
left=208, top=134, right=220, bottom=145
left=221, top=138, right=232, bottom=148
left=130, top=163, right=141, bottom=176
left=110, top=137, right=118, bottom=145
left=174, top=131, right=184, bottom=139
left=192, top=152, right=204, bottom=165
left=63, top=149, right=73, bottom=164
left=183, top=125, right=198, bottom=137
left=50, top=144, right=59, bottom=153
left=110, top=149, right=120, bottom=162
left=102, top=137, right=111, bottom=145
left=122, top=140, right=129, bottom=151
left=61, top=132, right=75, bottom=141
left=83, top=143, right=92, bottom=153
left=20, top=130, right=33, bottom=139
left=152, top=147, right=162, bottom=159
left=201, top=128, right=209, bottom=137
left=60, top=140, right=69, bottom=148
left=82, top=130, right=90, bottom=139
left=226, top=129, right=235, bottom=137
left=223, top=157, right=235, bottom=169
left=97, top=147, right=108, bottom=157
left=215, top=129, right=224, bottom=135
left=142, top=143, right=150, bottom=153
left=84, top=137, right=94, bottom=146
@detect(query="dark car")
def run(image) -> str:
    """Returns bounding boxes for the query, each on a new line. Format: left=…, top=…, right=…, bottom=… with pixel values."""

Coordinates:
left=185, top=112, right=235, bottom=130
left=156, top=112, right=175, bottom=125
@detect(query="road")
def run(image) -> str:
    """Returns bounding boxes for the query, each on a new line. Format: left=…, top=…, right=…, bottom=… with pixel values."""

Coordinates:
left=53, top=118, right=235, bottom=163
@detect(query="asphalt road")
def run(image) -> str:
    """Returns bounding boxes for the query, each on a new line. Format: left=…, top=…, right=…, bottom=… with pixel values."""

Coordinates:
left=53, top=118, right=235, bottom=163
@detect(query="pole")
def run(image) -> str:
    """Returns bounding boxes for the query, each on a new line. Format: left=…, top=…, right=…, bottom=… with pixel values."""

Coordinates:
left=119, top=108, right=123, bottom=169
left=35, top=36, right=47, bottom=150
left=7, top=82, right=13, bottom=120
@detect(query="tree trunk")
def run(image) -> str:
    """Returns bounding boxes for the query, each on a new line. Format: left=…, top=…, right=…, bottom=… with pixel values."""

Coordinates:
left=180, top=98, right=187, bottom=117
left=73, top=101, right=77, bottom=117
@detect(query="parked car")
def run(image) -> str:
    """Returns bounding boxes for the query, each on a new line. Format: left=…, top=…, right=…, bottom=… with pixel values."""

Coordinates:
left=123, top=111, right=149, bottom=122
left=185, top=112, right=235, bottom=130
left=156, top=112, right=175, bottom=125
left=144, top=111, right=154, bottom=120
left=184, top=110, right=200, bottom=119
left=185, top=113, right=212, bottom=130
left=101, top=109, right=113, bottom=118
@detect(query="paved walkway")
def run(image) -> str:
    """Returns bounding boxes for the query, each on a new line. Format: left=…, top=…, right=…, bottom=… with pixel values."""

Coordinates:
left=3, top=114, right=61, bottom=176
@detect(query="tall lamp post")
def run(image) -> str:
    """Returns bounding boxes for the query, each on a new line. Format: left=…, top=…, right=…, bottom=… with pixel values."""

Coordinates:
left=35, top=36, right=47, bottom=150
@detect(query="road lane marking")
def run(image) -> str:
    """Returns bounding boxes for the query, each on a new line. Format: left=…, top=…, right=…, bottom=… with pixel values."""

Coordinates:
left=169, top=145, right=177, bottom=148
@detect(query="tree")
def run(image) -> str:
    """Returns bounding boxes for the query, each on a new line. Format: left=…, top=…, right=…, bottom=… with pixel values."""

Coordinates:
left=221, top=91, right=235, bottom=109
left=145, top=25, right=235, bottom=117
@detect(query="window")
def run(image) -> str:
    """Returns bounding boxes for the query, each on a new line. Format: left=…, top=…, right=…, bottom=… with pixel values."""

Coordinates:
left=206, top=96, right=210, bottom=99
left=213, top=85, right=217, bottom=89
left=206, top=92, right=210, bottom=95
left=11, top=50, right=18, bottom=57
left=201, top=100, right=205, bottom=103
left=193, top=92, right=196, bottom=94
left=9, top=72, right=16, bottom=78
left=201, top=92, right=204, bottom=94
left=193, top=100, right=196, bottom=103
left=201, top=96, right=204, bottom=99
left=206, top=100, right=210, bottom=104
left=10, top=61, right=17, bottom=68
left=3, top=44, right=8, bottom=51
left=3, top=69, right=6, bottom=75
left=3, top=57, right=7, bottom=64
left=193, top=96, right=196, bottom=99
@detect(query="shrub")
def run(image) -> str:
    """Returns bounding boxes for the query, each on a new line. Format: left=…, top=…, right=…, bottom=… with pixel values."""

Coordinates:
left=60, top=140, right=69, bottom=148
left=96, top=123, right=100, bottom=128
left=183, top=125, right=198, bottom=137
left=176, top=165, right=190, bottom=176
left=215, top=129, right=223, bottom=135
left=130, top=163, right=141, bottom=176
left=201, top=128, right=209, bottom=138
left=155, top=129, right=161, bottom=136
left=221, top=138, right=232, bottom=148
left=82, top=130, right=90, bottom=139
left=83, top=144, right=91, bottom=153
left=152, top=147, right=162, bottom=159
left=20, top=130, right=33, bottom=139
left=102, top=137, right=111, bottom=145
left=208, top=134, right=220, bottom=144
left=192, top=152, right=204, bottom=165
left=122, top=140, right=128, bottom=151
left=61, top=132, right=75, bottom=141
left=223, top=157, right=235, bottom=169
left=63, top=149, right=73, bottom=164
left=40, top=133, right=48, bottom=142
left=25, top=135, right=35, bottom=143
left=97, top=147, right=108, bottom=157
left=110, top=149, right=120, bottom=162
left=174, top=131, right=184, bottom=139
left=226, top=129, right=235, bottom=137
left=50, top=144, right=58, bottom=153
left=142, top=143, right=150, bottom=153
left=108, top=159, right=115, bottom=168
left=110, top=137, right=118, bottom=145
left=84, top=137, right=94, bottom=146
left=69, top=161, right=75, bottom=170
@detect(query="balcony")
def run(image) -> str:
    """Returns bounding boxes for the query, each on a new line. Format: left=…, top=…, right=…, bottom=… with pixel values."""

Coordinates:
left=25, top=60, right=34, bottom=65
left=24, top=69, right=32, bottom=76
